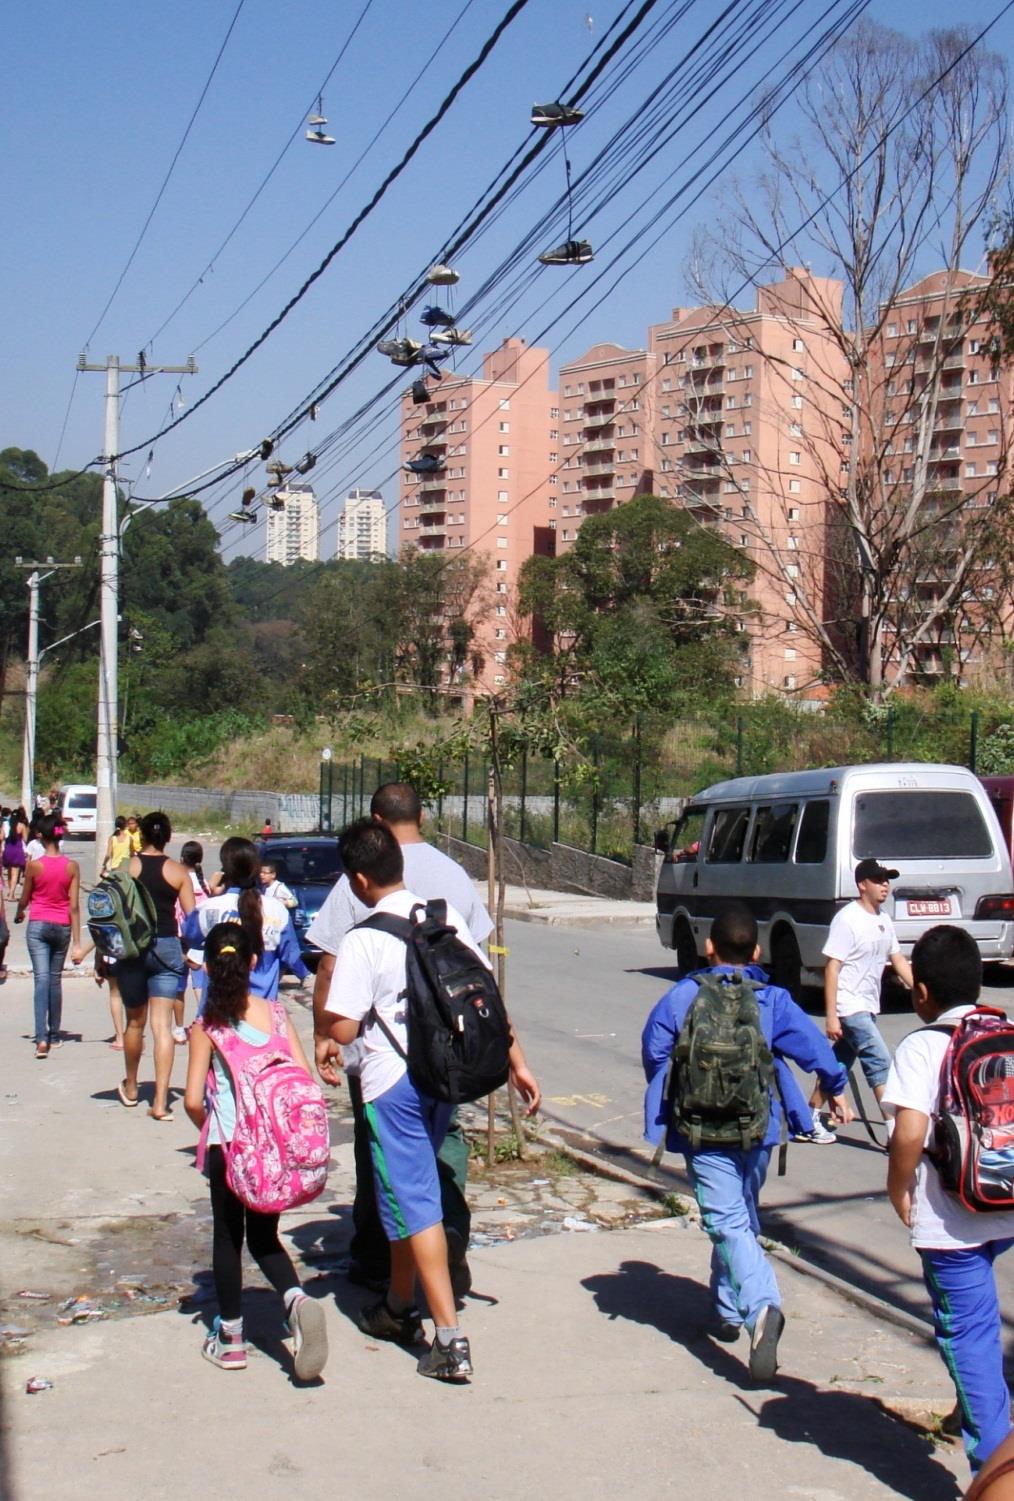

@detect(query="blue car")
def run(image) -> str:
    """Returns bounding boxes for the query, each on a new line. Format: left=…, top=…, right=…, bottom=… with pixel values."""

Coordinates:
left=256, top=833, right=342, bottom=972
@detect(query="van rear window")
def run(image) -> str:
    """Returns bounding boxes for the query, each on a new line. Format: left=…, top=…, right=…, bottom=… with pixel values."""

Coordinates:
left=853, top=792, right=992, bottom=860
left=67, top=793, right=96, bottom=809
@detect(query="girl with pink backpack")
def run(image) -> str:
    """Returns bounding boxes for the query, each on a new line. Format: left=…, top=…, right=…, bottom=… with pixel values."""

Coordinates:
left=183, top=921, right=329, bottom=1380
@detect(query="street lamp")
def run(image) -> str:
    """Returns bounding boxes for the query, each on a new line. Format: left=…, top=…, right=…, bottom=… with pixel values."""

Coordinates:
left=319, top=746, right=333, bottom=832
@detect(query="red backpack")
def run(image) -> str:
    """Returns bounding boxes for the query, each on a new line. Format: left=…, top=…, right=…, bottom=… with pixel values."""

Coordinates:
left=932, top=1005, right=1014, bottom=1213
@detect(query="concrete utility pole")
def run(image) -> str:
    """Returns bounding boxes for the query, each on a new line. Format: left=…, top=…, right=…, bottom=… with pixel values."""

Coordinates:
left=77, top=352, right=196, bottom=877
left=14, top=557, right=82, bottom=813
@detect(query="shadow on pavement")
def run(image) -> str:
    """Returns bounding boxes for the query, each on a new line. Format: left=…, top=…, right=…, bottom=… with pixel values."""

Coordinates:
left=581, top=1259, right=961, bottom=1501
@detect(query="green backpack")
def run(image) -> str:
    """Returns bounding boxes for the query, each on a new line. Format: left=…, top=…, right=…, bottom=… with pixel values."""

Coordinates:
left=86, top=868, right=158, bottom=962
left=670, top=970, right=775, bottom=1150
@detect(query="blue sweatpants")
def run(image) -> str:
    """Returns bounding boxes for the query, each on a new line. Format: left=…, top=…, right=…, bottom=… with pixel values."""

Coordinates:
left=920, top=1240, right=1014, bottom=1471
left=686, top=1145, right=780, bottom=1330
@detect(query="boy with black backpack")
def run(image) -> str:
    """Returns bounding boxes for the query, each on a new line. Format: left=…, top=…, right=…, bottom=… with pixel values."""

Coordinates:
left=884, top=924, right=1014, bottom=1475
left=642, top=903, right=852, bottom=1381
left=319, top=819, right=539, bottom=1383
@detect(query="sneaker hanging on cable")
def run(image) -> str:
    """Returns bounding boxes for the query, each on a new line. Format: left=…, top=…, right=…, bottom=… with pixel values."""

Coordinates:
left=538, top=239, right=593, bottom=266
left=531, top=101, right=584, bottom=127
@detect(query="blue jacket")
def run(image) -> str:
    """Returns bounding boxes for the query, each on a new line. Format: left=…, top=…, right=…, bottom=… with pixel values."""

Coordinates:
left=641, top=963, right=848, bottom=1153
left=182, top=887, right=308, bottom=999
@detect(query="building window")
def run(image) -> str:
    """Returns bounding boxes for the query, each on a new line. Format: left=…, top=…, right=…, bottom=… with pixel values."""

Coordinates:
left=498, top=490, right=508, bottom=501
left=788, top=479, right=801, bottom=494
left=495, top=629, right=507, bottom=640
left=550, top=407, right=559, bottom=419
left=495, top=675, right=505, bottom=685
left=562, top=530, right=571, bottom=541
left=789, top=452, right=801, bottom=465
left=499, top=399, right=510, bottom=410
left=548, top=497, right=557, bottom=508
left=793, top=338, right=805, bottom=352
left=497, top=513, right=508, bottom=525
left=742, top=450, right=751, bottom=463
left=886, top=323, right=897, bottom=337
left=788, top=506, right=800, bottom=520
left=498, top=468, right=509, bottom=479
left=499, top=421, right=510, bottom=432
left=740, top=533, right=749, bottom=547
left=496, top=560, right=508, bottom=571
left=788, top=535, right=799, bottom=550
left=785, top=647, right=797, bottom=660
left=496, top=538, right=508, bottom=549
left=784, top=674, right=797, bottom=689
left=498, top=445, right=510, bottom=456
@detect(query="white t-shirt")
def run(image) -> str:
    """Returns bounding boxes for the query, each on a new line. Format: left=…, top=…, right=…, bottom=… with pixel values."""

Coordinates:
left=323, top=887, right=489, bottom=1103
left=882, top=1005, right=1014, bottom=1249
left=25, top=839, right=45, bottom=862
left=262, top=878, right=296, bottom=908
left=822, top=901, right=899, bottom=1017
left=307, top=843, right=492, bottom=1077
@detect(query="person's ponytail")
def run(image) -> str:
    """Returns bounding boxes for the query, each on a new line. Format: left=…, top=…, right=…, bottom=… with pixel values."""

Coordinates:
left=219, top=837, right=264, bottom=957
left=202, top=923, right=252, bottom=1026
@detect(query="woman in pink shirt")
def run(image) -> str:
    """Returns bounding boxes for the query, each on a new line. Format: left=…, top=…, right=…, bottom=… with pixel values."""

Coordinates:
left=15, top=814, right=82, bottom=1058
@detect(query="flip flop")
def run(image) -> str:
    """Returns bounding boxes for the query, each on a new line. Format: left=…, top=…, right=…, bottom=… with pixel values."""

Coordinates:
left=116, top=1081, right=139, bottom=1108
left=148, top=1109, right=174, bottom=1122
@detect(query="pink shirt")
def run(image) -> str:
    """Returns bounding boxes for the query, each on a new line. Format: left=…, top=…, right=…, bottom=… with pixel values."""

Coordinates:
left=29, top=855, right=74, bottom=924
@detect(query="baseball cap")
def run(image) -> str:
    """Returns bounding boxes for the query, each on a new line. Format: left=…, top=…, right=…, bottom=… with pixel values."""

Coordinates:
left=855, top=858, right=899, bottom=884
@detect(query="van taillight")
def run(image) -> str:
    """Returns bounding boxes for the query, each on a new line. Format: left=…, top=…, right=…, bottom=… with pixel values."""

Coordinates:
left=974, top=895, right=1014, bottom=919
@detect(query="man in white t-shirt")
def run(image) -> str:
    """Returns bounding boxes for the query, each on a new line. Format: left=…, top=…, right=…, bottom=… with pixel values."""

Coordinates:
left=804, top=858, right=913, bottom=1143
left=319, top=819, right=539, bottom=1382
left=883, top=924, right=1014, bottom=1475
left=310, top=782, right=494, bottom=1293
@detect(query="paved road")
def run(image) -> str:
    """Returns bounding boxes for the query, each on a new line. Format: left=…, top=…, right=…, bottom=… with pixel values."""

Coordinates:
left=499, top=913, right=1014, bottom=1331
left=9, top=829, right=1014, bottom=1332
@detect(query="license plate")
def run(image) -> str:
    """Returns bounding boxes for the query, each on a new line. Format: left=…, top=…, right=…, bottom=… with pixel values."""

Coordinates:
left=906, top=899, right=952, bottom=917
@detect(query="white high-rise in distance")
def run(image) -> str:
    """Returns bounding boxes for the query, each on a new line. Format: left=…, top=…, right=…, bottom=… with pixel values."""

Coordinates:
left=264, top=484, right=319, bottom=565
left=337, top=488, right=387, bottom=560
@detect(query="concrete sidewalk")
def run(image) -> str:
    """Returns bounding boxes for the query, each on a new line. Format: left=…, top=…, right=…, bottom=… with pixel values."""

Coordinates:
left=0, top=967, right=966, bottom=1501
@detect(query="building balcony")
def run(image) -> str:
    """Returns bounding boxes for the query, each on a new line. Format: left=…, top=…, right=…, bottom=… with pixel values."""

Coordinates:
left=915, top=353, right=965, bottom=373
left=685, top=376, right=725, bottom=396
left=584, top=436, right=616, bottom=455
left=685, top=438, right=722, bottom=456
left=582, top=414, right=616, bottom=432
left=679, top=487, right=722, bottom=513
left=918, top=325, right=963, bottom=345
left=582, top=491, right=615, bottom=512
left=927, top=446, right=961, bottom=462
left=680, top=464, right=722, bottom=483
left=582, top=459, right=615, bottom=476
left=416, top=481, right=446, bottom=497
left=934, top=405, right=963, bottom=431
left=689, top=350, right=727, bottom=370
left=418, top=416, right=448, bottom=433
left=583, top=395, right=616, bottom=413
left=418, top=521, right=446, bottom=536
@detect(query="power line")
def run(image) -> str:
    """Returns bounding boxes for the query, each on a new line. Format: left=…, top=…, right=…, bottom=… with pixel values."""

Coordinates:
left=82, top=0, right=248, bottom=350
left=114, top=0, right=539, bottom=463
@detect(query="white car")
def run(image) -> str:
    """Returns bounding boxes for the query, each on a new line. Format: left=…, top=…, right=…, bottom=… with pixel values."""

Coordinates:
left=58, top=784, right=98, bottom=838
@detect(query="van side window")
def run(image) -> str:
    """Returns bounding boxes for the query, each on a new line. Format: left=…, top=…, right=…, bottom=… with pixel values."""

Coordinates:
left=707, top=806, right=750, bottom=864
left=795, top=800, right=830, bottom=864
left=750, top=802, right=799, bottom=863
left=668, top=808, right=706, bottom=863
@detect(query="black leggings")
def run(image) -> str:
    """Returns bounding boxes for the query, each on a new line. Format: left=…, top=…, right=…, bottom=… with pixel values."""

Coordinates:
left=207, top=1146, right=300, bottom=1322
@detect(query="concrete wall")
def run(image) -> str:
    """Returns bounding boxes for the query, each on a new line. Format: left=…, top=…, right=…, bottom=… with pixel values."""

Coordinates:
left=118, top=783, right=319, bottom=831
left=437, top=832, right=659, bottom=902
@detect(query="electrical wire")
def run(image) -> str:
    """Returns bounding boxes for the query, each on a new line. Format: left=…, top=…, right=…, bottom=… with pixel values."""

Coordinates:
left=81, top=0, right=248, bottom=350
left=143, top=0, right=381, bottom=351
left=113, top=0, right=539, bottom=463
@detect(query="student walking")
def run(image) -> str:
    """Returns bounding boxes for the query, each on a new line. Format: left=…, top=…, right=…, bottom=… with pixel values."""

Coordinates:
left=174, top=841, right=210, bottom=1041
left=14, top=813, right=82, bottom=1057
left=183, top=921, right=328, bottom=1380
left=101, top=816, right=132, bottom=874
left=114, top=812, right=194, bottom=1119
left=319, top=819, right=539, bottom=1382
left=642, top=903, right=852, bottom=1380
left=884, top=924, right=1014, bottom=1476
left=804, top=857, right=913, bottom=1143
left=311, top=782, right=499, bottom=1295
left=182, top=837, right=308, bottom=1001
left=3, top=806, right=28, bottom=899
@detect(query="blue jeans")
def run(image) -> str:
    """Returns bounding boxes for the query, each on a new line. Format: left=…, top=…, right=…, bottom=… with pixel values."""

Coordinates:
left=26, top=920, right=71, bottom=1044
left=685, top=1145, right=780, bottom=1329
left=834, top=1010, right=893, bottom=1090
left=921, top=1240, right=1014, bottom=1470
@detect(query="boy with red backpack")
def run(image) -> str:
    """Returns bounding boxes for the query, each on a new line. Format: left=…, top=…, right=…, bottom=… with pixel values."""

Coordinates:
left=183, top=921, right=329, bottom=1381
left=884, top=924, right=1014, bottom=1475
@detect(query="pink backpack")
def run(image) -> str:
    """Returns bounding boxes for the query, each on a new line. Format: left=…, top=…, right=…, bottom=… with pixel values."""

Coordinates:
left=196, top=1002, right=330, bottom=1214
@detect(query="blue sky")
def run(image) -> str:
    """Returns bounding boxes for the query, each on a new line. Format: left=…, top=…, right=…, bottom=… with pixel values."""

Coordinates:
left=6, top=0, right=1013, bottom=562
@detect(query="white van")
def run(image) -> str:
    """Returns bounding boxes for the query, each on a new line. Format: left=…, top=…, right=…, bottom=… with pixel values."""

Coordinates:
left=57, top=784, right=98, bottom=838
left=656, top=762, right=1014, bottom=994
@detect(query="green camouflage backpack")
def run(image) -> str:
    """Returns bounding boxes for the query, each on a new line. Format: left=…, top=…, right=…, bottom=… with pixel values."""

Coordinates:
left=671, top=970, right=774, bottom=1149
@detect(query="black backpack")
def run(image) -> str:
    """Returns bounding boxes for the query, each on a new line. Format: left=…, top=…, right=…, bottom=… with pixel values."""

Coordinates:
left=669, top=970, right=774, bottom=1150
left=359, top=900, right=512, bottom=1105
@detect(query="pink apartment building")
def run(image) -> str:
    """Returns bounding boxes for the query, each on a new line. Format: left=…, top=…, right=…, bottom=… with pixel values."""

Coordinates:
left=870, top=269, right=1012, bottom=684
left=399, top=337, right=558, bottom=692
left=648, top=269, right=849, bottom=699
left=556, top=342, right=658, bottom=547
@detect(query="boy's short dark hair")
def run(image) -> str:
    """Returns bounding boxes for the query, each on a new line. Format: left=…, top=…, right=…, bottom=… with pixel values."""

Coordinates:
left=911, top=924, right=981, bottom=1010
left=260, top=860, right=276, bottom=874
left=710, top=903, right=758, bottom=965
left=370, top=782, right=423, bottom=826
left=340, top=818, right=404, bottom=887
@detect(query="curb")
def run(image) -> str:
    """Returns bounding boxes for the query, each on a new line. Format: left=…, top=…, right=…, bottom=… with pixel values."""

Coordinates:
left=536, top=1116, right=936, bottom=1346
left=504, top=905, right=656, bottom=928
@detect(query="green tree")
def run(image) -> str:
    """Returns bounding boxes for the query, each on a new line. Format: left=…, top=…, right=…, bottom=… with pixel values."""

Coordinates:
left=516, top=494, right=753, bottom=716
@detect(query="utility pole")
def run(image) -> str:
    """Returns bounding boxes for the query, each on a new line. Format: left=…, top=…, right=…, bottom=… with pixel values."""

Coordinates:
left=77, top=352, right=196, bottom=876
left=14, top=557, right=82, bottom=812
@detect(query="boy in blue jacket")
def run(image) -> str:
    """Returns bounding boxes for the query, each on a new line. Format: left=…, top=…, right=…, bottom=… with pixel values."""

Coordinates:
left=642, top=903, right=852, bottom=1380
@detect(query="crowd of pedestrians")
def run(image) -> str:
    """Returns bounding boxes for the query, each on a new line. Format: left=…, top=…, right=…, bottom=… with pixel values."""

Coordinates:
left=5, top=783, right=1013, bottom=1491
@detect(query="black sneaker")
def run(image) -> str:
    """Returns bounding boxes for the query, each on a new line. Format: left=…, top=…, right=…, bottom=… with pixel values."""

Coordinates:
left=417, top=1335, right=473, bottom=1382
left=538, top=239, right=594, bottom=266
left=346, top=1261, right=389, bottom=1294
left=446, top=1229, right=472, bottom=1303
left=709, top=1320, right=742, bottom=1344
left=411, top=379, right=430, bottom=405
left=358, top=1297, right=425, bottom=1346
left=531, top=101, right=584, bottom=127
left=405, top=453, right=445, bottom=474
left=748, top=1304, right=785, bottom=1382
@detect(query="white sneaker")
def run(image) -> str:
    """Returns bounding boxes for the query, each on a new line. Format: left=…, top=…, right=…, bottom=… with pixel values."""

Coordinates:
left=172, top=1025, right=188, bottom=1045
left=808, top=1107, right=837, bottom=1144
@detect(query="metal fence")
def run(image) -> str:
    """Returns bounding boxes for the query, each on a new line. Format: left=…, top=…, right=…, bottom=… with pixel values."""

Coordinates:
left=315, top=705, right=1004, bottom=866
